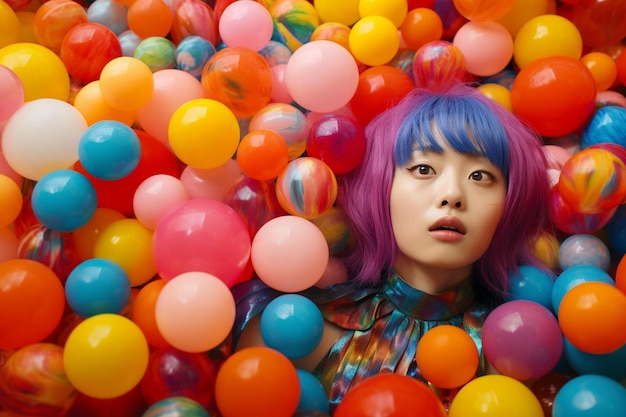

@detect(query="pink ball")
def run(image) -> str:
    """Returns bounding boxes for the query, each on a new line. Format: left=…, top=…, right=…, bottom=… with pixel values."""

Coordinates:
left=218, top=1, right=274, bottom=51
left=482, top=300, right=563, bottom=381
left=0, top=65, right=24, bottom=123
left=179, top=159, right=243, bottom=200
left=452, top=21, right=513, bottom=77
left=270, top=64, right=293, bottom=104
left=137, top=69, right=205, bottom=144
left=133, top=174, right=190, bottom=230
left=285, top=40, right=359, bottom=113
left=152, top=198, right=251, bottom=286
left=251, top=215, right=329, bottom=292
left=155, top=271, right=235, bottom=352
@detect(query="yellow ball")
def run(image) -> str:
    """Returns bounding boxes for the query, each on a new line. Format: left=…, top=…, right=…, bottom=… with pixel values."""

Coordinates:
left=168, top=98, right=240, bottom=169
left=0, top=0, right=20, bottom=48
left=0, top=42, right=70, bottom=102
left=513, top=14, right=583, bottom=69
left=359, top=0, right=408, bottom=28
left=349, top=15, right=399, bottom=67
left=449, top=375, right=544, bottom=417
left=93, top=218, right=156, bottom=287
left=477, top=83, right=512, bottom=112
left=63, top=314, right=149, bottom=399
left=99, top=56, right=154, bottom=112
left=314, top=0, right=360, bottom=26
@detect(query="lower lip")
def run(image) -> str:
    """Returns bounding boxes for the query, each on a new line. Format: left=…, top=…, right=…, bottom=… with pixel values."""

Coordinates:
left=429, top=230, right=465, bottom=242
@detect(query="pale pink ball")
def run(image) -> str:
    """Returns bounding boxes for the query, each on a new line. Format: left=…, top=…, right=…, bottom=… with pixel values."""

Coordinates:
left=453, top=21, right=513, bottom=77
left=179, top=159, right=243, bottom=201
left=133, top=174, right=190, bottom=229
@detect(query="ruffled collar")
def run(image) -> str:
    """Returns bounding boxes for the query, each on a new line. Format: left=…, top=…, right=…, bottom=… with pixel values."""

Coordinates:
left=382, top=271, right=476, bottom=321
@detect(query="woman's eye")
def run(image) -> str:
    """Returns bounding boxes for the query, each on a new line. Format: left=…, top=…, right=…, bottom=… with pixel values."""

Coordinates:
left=408, top=164, right=434, bottom=175
left=470, top=171, right=494, bottom=182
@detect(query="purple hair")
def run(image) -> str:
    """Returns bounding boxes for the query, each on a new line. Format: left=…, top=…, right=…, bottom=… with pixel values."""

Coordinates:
left=337, top=82, right=551, bottom=297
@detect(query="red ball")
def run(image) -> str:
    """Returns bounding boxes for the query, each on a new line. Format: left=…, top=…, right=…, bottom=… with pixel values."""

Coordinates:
left=511, top=56, right=596, bottom=137
left=60, top=23, right=122, bottom=84
left=306, top=113, right=367, bottom=175
left=334, top=374, right=447, bottom=417
left=348, top=65, right=414, bottom=127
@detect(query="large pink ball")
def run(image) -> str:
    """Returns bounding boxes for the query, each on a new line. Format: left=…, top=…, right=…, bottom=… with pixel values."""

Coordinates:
left=251, top=215, right=329, bottom=292
left=218, top=1, right=273, bottom=51
left=152, top=198, right=251, bottom=286
left=453, top=21, right=513, bottom=77
left=285, top=40, right=359, bottom=113
left=482, top=300, right=563, bottom=381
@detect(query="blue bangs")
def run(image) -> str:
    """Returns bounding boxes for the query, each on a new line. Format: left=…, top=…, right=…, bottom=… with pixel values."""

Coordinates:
left=394, top=94, right=510, bottom=180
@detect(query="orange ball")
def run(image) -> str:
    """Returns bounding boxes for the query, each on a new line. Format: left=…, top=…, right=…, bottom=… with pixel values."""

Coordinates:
left=236, top=129, right=289, bottom=181
left=33, top=0, right=88, bottom=53
left=130, top=279, right=170, bottom=348
left=558, top=281, right=626, bottom=354
left=416, top=324, right=479, bottom=389
left=0, top=174, right=23, bottom=228
left=99, top=57, right=154, bottom=112
left=73, top=81, right=138, bottom=127
left=127, top=0, right=173, bottom=39
left=399, top=8, right=443, bottom=51
left=0, top=259, right=65, bottom=349
left=214, top=347, right=300, bottom=417
left=580, top=52, right=618, bottom=92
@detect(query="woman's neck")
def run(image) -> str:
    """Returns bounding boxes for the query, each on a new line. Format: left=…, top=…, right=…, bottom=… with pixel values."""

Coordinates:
left=392, top=261, right=474, bottom=294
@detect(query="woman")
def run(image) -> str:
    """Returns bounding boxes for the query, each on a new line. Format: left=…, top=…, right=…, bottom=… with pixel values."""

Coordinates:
left=225, top=82, right=552, bottom=413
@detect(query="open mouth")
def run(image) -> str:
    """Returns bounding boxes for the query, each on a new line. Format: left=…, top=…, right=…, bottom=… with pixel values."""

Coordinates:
left=429, top=219, right=466, bottom=235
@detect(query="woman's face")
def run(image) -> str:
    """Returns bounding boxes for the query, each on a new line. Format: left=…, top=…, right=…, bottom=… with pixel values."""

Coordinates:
left=390, top=141, right=507, bottom=283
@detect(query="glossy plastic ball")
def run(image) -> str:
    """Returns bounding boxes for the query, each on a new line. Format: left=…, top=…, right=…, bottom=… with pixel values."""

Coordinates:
left=78, top=120, right=141, bottom=180
left=511, top=56, right=597, bottom=138
left=31, top=169, right=97, bottom=232
left=201, top=47, right=272, bottom=119
left=65, top=258, right=131, bottom=318
left=60, top=22, right=122, bottom=84
left=557, top=148, right=626, bottom=214
left=275, top=157, right=338, bottom=219
left=260, top=294, right=324, bottom=359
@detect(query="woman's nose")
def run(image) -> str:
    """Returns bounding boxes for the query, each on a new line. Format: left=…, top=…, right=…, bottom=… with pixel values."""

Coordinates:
left=441, top=199, right=462, bottom=208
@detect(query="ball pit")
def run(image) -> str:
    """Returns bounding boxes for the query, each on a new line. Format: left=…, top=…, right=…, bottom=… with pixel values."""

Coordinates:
left=0, top=0, right=626, bottom=415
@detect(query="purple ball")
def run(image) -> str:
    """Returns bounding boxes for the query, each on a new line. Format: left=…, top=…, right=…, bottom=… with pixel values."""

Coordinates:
left=482, top=300, right=563, bottom=381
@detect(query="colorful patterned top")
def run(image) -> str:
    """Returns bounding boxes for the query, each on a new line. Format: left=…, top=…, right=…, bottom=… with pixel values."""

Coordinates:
left=220, top=271, right=497, bottom=414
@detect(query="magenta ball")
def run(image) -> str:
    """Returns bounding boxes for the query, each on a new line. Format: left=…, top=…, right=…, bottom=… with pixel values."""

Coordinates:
left=482, top=300, right=564, bottom=381
left=306, top=113, right=366, bottom=175
left=152, top=198, right=251, bottom=286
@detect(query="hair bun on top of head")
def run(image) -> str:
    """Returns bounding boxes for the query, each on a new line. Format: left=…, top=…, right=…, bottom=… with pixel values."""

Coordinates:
left=412, top=40, right=467, bottom=93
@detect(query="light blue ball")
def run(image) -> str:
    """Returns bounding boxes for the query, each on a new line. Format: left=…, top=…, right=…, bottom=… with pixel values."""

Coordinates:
left=65, top=258, right=131, bottom=318
left=31, top=169, right=97, bottom=232
left=78, top=120, right=141, bottom=180
left=563, top=338, right=626, bottom=382
left=581, top=106, right=626, bottom=149
left=260, top=294, right=324, bottom=359
left=296, top=369, right=329, bottom=414
left=553, top=374, right=626, bottom=417
left=505, top=264, right=555, bottom=312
